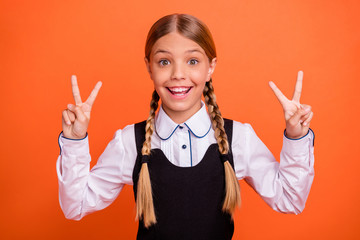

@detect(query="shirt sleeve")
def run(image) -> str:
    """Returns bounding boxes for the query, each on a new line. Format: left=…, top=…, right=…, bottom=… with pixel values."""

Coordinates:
left=232, top=122, right=315, bottom=214
left=56, top=125, right=136, bottom=220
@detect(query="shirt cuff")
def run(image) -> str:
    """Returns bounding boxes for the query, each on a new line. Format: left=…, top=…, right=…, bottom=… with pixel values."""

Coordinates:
left=284, top=128, right=315, bottom=145
left=58, top=131, right=89, bottom=156
left=282, top=128, right=315, bottom=156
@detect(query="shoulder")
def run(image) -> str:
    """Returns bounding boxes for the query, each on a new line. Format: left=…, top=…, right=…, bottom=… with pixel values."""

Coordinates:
left=231, top=119, right=252, bottom=132
left=109, top=123, right=137, bottom=153
left=228, top=119, right=253, bottom=136
left=229, top=119, right=256, bottom=147
left=112, top=123, right=135, bottom=140
left=115, top=120, right=148, bottom=152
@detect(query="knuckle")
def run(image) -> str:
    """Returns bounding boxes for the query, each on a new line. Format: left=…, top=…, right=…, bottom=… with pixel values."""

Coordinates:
left=67, top=110, right=74, bottom=117
left=302, top=104, right=312, bottom=110
left=77, top=115, right=87, bottom=123
left=74, top=106, right=83, bottom=114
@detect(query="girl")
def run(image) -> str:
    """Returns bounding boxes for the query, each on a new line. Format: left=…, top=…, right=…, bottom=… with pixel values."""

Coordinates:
left=57, top=14, right=314, bottom=240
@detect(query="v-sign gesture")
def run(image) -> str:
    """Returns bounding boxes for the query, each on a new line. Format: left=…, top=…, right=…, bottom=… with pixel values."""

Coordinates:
left=269, top=71, right=313, bottom=139
left=62, top=75, right=102, bottom=139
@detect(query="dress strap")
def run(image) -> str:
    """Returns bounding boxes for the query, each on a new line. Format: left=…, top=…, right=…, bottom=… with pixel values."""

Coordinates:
left=223, top=118, right=234, bottom=168
left=134, top=120, right=147, bottom=156
left=223, top=118, right=233, bottom=148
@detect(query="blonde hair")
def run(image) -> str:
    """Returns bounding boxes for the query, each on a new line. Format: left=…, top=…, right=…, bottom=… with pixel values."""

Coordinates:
left=137, top=13, right=240, bottom=228
left=136, top=90, right=159, bottom=227
left=203, top=79, right=241, bottom=214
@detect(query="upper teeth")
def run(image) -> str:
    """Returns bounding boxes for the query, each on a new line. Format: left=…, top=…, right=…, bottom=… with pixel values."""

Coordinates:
left=169, top=87, right=190, bottom=92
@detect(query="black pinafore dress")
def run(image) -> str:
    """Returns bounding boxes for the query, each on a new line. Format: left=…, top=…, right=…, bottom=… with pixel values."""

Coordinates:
left=132, top=119, right=235, bottom=240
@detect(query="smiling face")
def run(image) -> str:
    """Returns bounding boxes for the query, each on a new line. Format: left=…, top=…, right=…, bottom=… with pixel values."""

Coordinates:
left=145, top=32, right=217, bottom=123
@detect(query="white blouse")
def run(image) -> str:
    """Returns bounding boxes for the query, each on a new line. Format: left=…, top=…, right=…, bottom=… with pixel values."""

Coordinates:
left=56, top=102, right=315, bottom=220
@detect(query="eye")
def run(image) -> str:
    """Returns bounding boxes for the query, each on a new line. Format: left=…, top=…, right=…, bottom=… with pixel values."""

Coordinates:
left=188, top=59, right=199, bottom=65
left=159, top=59, right=170, bottom=66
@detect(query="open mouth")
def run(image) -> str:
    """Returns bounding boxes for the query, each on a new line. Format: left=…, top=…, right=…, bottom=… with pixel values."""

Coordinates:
left=167, top=87, right=192, bottom=96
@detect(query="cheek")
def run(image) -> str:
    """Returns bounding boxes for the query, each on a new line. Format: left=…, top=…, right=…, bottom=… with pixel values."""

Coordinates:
left=190, top=67, right=209, bottom=83
left=153, top=74, right=167, bottom=85
left=151, top=67, right=169, bottom=83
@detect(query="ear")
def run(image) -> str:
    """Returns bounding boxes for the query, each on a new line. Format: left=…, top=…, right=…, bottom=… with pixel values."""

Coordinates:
left=144, top=57, right=152, bottom=79
left=207, top=57, right=217, bottom=81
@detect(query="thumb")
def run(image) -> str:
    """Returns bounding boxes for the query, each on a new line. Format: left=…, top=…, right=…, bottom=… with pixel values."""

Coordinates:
left=288, top=106, right=311, bottom=126
left=67, top=104, right=87, bottom=122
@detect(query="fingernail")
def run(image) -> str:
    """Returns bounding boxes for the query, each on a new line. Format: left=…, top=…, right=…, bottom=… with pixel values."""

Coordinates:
left=67, top=121, right=71, bottom=125
left=67, top=104, right=73, bottom=109
left=303, top=122, right=308, bottom=126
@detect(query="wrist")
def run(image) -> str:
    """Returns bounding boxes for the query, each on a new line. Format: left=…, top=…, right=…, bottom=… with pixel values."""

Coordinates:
left=284, top=129, right=309, bottom=140
left=58, top=131, right=90, bottom=156
left=61, top=131, right=88, bottom=140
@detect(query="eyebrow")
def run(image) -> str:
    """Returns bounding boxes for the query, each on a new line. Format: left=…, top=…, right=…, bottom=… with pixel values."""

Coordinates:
left=153, top=49, right=171, bottom=55
left=153, top=48, right=204, bottom=56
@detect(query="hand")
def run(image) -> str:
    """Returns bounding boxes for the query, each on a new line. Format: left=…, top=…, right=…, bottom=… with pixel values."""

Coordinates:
left=269, top=71, right=313, bottom=139
left=62, top=75, right=102, bottom=139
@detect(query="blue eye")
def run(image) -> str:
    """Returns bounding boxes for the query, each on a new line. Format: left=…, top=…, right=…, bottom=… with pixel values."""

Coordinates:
left=188, top=59, right=198, bottom=65
left=159, top=59, right=170, bottom=66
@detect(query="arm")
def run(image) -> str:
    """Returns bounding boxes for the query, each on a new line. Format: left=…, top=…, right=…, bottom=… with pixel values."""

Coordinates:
left=233, top=71, right=315, bottom=213
left=242, top=124, right=314, bottom=214
left=57, top=75, right=135, bottom=220
left=56, top=128, right=133, bottom=220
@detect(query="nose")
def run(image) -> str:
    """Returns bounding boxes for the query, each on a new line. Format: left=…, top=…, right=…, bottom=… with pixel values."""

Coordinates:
left=171, top=62, right=186, bottom=80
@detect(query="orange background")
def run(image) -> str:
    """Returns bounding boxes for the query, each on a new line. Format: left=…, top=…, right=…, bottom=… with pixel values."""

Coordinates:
left=1, top=0, right=359, bottom=239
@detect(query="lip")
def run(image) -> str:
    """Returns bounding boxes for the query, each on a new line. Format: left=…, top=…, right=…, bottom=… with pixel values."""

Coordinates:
left=166, top=86, right=192, bottom=99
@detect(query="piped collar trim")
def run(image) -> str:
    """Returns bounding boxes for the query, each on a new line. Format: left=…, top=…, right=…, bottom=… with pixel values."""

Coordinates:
left=155, top=102, right=212, bottom=140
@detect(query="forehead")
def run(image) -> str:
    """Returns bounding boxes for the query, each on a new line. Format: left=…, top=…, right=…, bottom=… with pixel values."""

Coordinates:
left=151, top=32, right=205, bottom=55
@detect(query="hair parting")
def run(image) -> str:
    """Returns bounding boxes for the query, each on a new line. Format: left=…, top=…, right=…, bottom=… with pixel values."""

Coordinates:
left=145, top=14, right=216, bottom=61
left=136, top=90, right=159, bottom=228
left=203, top=79, right=241, bottom=216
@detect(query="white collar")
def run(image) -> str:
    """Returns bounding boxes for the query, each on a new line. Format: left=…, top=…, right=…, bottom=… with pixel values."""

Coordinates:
left=155, top=101, right=212, bottom=140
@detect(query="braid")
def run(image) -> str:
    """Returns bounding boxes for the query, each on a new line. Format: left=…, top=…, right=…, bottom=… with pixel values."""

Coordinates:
left=136, top=90, right=159, bottom=228
left=203, top=79, right=241, bottom=216
left=142, top=90, right=159, bottom=155
left=203, top=79, right=229, bottom=154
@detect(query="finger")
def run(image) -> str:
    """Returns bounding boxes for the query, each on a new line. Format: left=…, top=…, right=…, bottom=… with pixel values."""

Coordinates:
left=288, top=106, right=310, bottom=126
left=67, top=109, right=76, bottom=122
left=62, top=110, right=71, bottom=125
left=300, top=103, right=311, bottom=110
left=269, top=81, right=288, bottom=106
left=68, top=104, right=87, bottom=122
left=303, top=111, right=313, bottom=126
left=292, top=70, right=303, bottom=103
left=300, top=111, right=311, bottom=124
left=300, top=105, right=311, bottom=116
left=71, top=75, right=83, bottom=105
left=85, top=81, right=102, bottom=107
